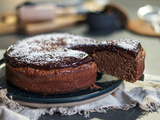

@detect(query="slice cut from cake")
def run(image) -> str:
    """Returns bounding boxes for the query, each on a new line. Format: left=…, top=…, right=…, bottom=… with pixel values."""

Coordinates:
left=92, top=39, right=145, bottom=83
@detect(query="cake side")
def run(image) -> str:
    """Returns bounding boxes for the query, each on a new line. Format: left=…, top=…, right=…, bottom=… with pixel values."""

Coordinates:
left=135, top=47, right=145, bottom=80
left=6, top=61, right=97, bottom=94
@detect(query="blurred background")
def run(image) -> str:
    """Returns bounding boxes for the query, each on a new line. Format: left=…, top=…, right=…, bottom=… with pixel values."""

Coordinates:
left=0, top=0, right=160, bottom=78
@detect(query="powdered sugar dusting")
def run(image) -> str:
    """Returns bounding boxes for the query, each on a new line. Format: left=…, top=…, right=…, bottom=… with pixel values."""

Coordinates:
left=7, top=33, right=93, bottom=67
left=20, top=33, right=96, bottom=48
left=101, top=39, right=140, bottom=50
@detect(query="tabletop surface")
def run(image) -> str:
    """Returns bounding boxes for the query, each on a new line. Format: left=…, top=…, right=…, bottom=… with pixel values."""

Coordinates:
left=0, top=0, right=160, bottom=120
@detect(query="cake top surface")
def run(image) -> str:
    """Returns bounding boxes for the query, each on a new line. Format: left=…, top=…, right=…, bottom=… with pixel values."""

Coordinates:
left=100, top=39, right=140, bottom=49
left=4, top=33, right=94, bottom=69
left=99, top=39, right=141, bottom=57
left=21, top=33, right=96, bottom=48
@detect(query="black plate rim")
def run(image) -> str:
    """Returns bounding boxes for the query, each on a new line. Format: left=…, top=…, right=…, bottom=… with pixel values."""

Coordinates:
left=7, top=80, right=123, bottom=104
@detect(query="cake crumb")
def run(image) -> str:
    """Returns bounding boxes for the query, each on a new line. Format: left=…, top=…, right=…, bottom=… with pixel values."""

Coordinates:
left=89, top=84, right=103, bottom=90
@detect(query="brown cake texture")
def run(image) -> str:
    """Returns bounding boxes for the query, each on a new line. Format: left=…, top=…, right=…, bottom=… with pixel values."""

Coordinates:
left=92, top=39, right=145, bottom=83
left=4, top=33, right=97, bottom=94
left=4, top=33, right=146, bottom=94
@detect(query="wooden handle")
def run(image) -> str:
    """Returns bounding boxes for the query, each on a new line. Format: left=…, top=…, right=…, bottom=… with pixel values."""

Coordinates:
left=127, top=19, right=160, bottom=37
left=0, top=22, right=17, bottom=34
left=0, top=12, right=17, bottom=35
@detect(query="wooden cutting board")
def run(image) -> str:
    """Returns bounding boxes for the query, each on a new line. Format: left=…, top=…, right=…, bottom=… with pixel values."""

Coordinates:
left=0, top=14, right=85, bottom=35
left=19, top=15, right=85, bottom=35
left=127, top=18, right=160, bottom=37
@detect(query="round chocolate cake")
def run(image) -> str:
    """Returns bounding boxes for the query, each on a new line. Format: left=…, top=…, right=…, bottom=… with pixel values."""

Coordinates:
left=4, top=33, right=97, bottom=94
left=4, top=33, right=146, bottom=95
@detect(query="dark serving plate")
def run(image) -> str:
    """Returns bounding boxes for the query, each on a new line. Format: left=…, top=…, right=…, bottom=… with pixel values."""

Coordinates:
left=0, top=71, right=123, bottom=104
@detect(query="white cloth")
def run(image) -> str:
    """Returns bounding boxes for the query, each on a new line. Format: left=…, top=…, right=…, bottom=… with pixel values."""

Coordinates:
left=0, top=80, right=160, bottom=120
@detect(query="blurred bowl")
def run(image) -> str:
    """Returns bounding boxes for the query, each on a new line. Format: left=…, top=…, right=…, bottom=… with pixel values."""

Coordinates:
left=86, top=11, right=119, bottom=35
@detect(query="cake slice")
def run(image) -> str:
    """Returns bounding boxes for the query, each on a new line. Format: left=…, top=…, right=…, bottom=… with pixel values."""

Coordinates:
left=92, top=39, right=145, bottom=83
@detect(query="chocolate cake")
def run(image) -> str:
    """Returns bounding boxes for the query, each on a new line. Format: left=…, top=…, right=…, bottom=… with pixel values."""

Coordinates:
left=93, top=39, right=145, bottom=83
left=4, top=33, right=146, bottom=94
left=4, top=33, right=97, bottom=94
